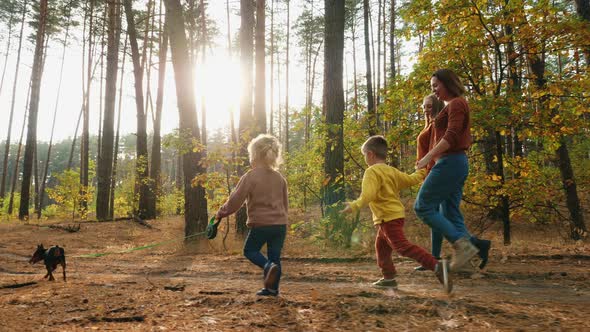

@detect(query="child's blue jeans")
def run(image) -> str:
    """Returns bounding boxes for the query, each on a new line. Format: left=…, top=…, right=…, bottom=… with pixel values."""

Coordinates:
left=243, top=224, right=287, bottom=291
left=414, top=153, right=470, bottom=244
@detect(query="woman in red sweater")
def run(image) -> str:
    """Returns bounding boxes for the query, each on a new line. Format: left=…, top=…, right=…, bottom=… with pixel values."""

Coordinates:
left=415, top=93, right=491, bottom=271
left=414, top=69, right=490, bottom=271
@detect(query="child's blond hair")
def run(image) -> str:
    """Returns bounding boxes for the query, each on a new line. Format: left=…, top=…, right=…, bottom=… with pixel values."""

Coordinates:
left=247, top=134, right=283, bottom=169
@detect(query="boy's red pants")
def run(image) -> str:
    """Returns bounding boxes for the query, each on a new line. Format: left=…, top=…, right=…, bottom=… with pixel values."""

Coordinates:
left=376, top=218, right=438, bottom=279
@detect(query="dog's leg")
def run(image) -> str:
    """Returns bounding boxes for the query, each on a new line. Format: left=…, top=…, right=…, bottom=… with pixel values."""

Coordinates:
left=61, top=261, right=66, bottom=282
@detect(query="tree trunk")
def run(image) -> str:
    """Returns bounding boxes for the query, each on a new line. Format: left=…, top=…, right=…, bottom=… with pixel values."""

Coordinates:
left=164, top=0, right=209, bottom=237
left=81, top=0, right=95, bottom=216
left=200, top=0, right=208, bottom=146
left=98, top=6, right=108, bottom=160
left=97, top=0, right=121, bottom=220
left=1, top=0, right=27, bottom=205
left=236, top=0, right=255, bottom=235
left=557, top=137, right=587, bottom=239
left=19, top=0, right=48, bottom=220
left=148, top=7, right=168, bottom=220
left=389, top=0, right=395, bottom=79
left=528, top=51, right=586, bottom=239
left=285, top=0, right=290, bottom=152
left=123, top=0, right=151, bottom=219
left=269, top=0, right=274, bottom=135
left=38, top=7, right=73, bottom=218
left=110, top=33, right=128, bottom=220
left=8, top=82, right=31, bottom=215
left=323, top=0, right=345, bottom=206
left=254, top=0, right=266, bottom=134
left=363, top=0, right=376, bottom=135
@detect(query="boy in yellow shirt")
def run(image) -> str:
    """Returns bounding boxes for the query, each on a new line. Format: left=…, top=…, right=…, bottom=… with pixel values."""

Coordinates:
left=342, top=136, right=451, bottom=293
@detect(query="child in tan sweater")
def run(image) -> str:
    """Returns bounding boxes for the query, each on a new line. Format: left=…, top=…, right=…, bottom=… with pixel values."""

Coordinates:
left=216, top=134, right=288, bottom=297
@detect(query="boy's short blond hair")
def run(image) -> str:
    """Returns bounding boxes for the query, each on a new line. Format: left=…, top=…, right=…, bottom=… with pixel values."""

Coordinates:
left=248, top=134, right=283, bottom=169
left=361, top=135, right=388, bottom=160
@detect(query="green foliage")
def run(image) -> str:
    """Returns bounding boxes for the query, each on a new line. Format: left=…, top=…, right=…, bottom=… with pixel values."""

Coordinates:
left=46, top=167, right=94, bottom=220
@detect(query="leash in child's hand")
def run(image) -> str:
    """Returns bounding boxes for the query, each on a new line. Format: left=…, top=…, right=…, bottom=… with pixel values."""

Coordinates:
left=206, top=216, right=222, bottom=240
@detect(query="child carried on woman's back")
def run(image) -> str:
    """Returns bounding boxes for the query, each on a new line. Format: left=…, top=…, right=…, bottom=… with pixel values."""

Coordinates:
left=342, top=135, right=452, bottom=293
left=216, top=134, right=288, bottom=296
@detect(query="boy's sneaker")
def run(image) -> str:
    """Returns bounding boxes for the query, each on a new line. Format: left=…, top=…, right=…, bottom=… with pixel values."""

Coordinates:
left=256, top=288, right=278, bottom=297
left=415, top=257, right=440, bottom=272
left=434, top=259, right=452, bottom=294
left=372, top=278, right=398, bottom=288
left=450, top=237, right=479, bottom=271
left=264, top=263, right=280, bottom=290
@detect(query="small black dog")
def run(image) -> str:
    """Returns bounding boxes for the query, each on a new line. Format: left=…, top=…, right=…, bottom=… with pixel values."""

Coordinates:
left=29, top=244, right=66, bottom=282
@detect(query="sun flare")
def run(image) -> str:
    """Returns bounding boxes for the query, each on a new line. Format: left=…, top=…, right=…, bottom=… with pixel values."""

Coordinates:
left=194, top=55, right=241, bottom=131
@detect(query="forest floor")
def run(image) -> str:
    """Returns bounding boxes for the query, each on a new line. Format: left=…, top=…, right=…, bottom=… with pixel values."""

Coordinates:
left=0, top=216, right=589, bottom=331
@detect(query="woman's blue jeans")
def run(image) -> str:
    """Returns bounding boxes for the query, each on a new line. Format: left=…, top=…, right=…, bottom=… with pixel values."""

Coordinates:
left=414, top=153, right=470, bottom=244
left=243, top=224, right=286, bottom=291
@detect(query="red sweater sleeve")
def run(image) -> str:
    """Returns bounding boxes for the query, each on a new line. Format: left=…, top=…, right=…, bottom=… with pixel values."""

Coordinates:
left=441, top=98, right=468, bottom=149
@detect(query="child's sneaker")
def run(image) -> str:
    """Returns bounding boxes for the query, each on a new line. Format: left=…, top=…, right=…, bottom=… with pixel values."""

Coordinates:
left=450, top=237, right=479, bottom=271
left=256, top=288, right=278, bottom=296
left=264, top=263, right=280, bottom=290
left=372, top=278, right=397, bottom=288
left=415, top=257, right=441, bottom=271
left=434, top=259, right=452, bottom=294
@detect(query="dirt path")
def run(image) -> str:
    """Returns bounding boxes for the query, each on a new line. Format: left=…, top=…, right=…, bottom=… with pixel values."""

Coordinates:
left=0, top=218, right=589, bottom=331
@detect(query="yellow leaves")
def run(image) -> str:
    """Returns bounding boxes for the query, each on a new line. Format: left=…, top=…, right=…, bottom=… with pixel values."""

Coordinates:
left=491, top=174, right=502, bottom=182
left=551, top=114, right=561, bottom=124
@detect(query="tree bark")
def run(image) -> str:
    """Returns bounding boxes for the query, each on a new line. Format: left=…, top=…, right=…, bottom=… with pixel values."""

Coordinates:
left=323, top=0, right=346, bottom=206
left=285, top=0, right=290, bottom=152
left=110, top=33, right=128, bottom=220
left=8, top=82, right=30, bottom=215
left=254, top=0, right=266, bottom=134
left=38, top=6, right=73, bottom=218
left=269, top=0, right=274, bottom=135
left=123, top=0, right=151, bottom=219
left=80, top=0, right=95, bottom=216
left=148, top=7, right=168, bottom=220
left=363, top=0, right=376, bottom=135
left=236, top=0, right=255, bottom=235
left=164, top=0, right=209, bottom=236
left=97, top=0, right=121, bottom=220
left=19, top=0, right=47, bottom=220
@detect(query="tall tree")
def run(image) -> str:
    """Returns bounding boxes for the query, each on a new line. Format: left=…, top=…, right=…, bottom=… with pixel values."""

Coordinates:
left=38, top=1, right=74, bottom=218
left=389, top=0, right=395, bottom=79
left=96, top=0, right=121, bottom=220
left=269, top=0, right=275, bottom=135
left=1, top=0, right=27, bottom=205
left=323, top=0, right=345, bottom=206
left=110, top=34, right=128, bottom=220
left=123, top=0, right=151, bottom=219
left=19, top=0, right=48, bottom=220
left=163, top=0, right=209, bottom=236
left=236, top=0, right=255, bottom=235
left=254, top=0, right=266, bottom=134
left=285, top=0, right=290, bottom=152
left=362, top=0, right=375, bottom=135
left=80, top=0, right=95, bottom=215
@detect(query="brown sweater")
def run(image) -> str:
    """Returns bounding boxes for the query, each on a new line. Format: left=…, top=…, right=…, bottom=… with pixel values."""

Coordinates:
left=431, top=97, right=472, bottom=159
left=217, top=167, right=288, bottom=227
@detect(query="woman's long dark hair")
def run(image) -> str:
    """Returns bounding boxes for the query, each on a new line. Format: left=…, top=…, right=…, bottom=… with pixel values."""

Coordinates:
left=432, top=69, right=466, bottom=98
